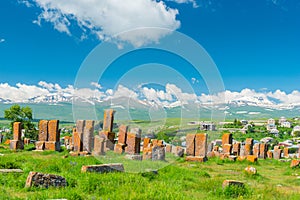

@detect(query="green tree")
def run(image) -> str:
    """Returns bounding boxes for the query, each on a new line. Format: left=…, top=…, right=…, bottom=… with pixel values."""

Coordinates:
left=4, top=104, right=37, bottom=140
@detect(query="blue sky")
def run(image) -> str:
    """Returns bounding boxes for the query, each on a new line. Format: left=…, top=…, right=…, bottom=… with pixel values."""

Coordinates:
left=0, top=0, right=300, bottom=93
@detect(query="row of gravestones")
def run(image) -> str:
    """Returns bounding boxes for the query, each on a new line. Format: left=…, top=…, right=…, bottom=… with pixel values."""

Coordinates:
left=185, top=133, right=300, bottom=162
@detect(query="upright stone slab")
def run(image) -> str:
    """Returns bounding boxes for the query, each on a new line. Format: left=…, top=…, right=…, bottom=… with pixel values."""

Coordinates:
left=10, top=140, right=24, bottom=150
left=143, top=138, right=151, bottom=149
left=195, top=133, right=207, bottom=157
left=240, top=145, right=245, bottom=156
left=38, top=120, right=48, bottom=141
left=44, top=141, right=60, bottom=151
left=233, top=143, right=241, bottom=156
left=273, top=147, right=282, bottom=160
left=76, top=120, right=85, bottom=134
left=93, top=135, right=105, bottom=156
left=283, top=147, right=289, bottom=158
left=222, top=133, right=232, bottom=147
left=223, top=144, right=232, bottom=155
left=208, top=142, right=214, bottom=153
left=259, top=143, right=268, bottom=159
left=152, top=146, right=165, bottom=161
left=13, top=122, right=22, bottom=141
left=73, top=129, right=82, bottom=152
left=165, top=144, right=172, bottom=153
left=118, top=125, right=128, bottom=144
left=186, top=134, right=196, bottom=156
left=267, top=150, right=273, bottom=159
left=245, top=138, right=254, bottom=146
left=48, top=120, right=59, bottom=142
left=83, top=120, right=94, bottom=153
left=253, top=143, right=260, bottom=157
left=125, top=133, right=141, bottom=155
left=103, top=109, right=115, bottom=132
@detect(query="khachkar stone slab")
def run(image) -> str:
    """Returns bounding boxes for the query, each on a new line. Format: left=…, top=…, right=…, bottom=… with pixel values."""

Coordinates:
left=143, top=146, right=152, bottom=160
left=100, top=131, right=116, bottom=151
left=152, top=146, right=165, bottom=161
left=13, top=122, right=22, bottom=141
left=143, top=138, right=151, bottom=150
left=186, top=156, right=208, bottom=162
left=76, top=120, right=85, bottom=134
left=259, top=143, right=268, bottom=159
left=125, top=133, right=141, bottom=155
left=44, top=141, right=60, bottom=151
left=195, top=133, right=207, bottom=157
left=222, top=133, right=232, bottom=147
left=253, top=143, right=260, bottom=157
left=267, top=150, right=273, bottom=159
left=222, top=180, right=244, bottom=188
left=25, top=171, right=67, bottom=188
left=233, top=143, right=241, bottom=156
left=103, top=109, right=115, bottom=132
left=38, top=120, right=49, bottom=141
left=118, top=125, right=128, bottom=144
left=81, top=163, right=124, bottom=173
left=73, top=129, right=82, bottom=152
left=114, top=143, right=126, bottom=154
left=172, top=146, right=184, bottom=157
left=93, top=135, right=105, bottom=156
left=273, top=146, right=282, bottom=160
left=245, top=138, right=254, bottom=146
left=48, top=120, right=60, bottom=142
left=223, top=144, right=232, bottom=155
left=83, top=120, right=94, bottom=153
left=283, top=147, right=289, bottom=158
left=165, top=144, right=172, bottom=153
left=186, top=134, right=196, bottom=156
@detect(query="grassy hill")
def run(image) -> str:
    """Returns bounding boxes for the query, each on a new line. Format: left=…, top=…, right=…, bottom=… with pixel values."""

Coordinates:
left=1, top=145, right=300, bottom=199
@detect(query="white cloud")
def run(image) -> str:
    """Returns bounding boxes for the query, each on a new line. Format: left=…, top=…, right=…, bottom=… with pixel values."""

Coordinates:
left=167, top=0, right=198, bottom=8
left=27, top=0, right=180, bottom=46
left=0, top=39, right=5, bottom=43
left=90, top=82, right=102, bottom=89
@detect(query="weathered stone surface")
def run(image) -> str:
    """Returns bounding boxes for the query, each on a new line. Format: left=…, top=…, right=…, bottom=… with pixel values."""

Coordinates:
left=208, top=142, right=214, bottom=153
left=118, top=125, right=128, bottom=144
left=48, top=120, right=59, bottom=142
left=283, top=147, right=289, bottom=158
left=24, top=138, right=30, bottom=145
left=152, top=146, right=165, bottom=161
left=253, top=143, right=260, bottom=157
left=240, top=145, right=245, bottom=156
left=125, top=133, right=141, bottom=155
left=245, top=138, right=254, bottom=146
left=290, top=160, right=300, bottom=168
left=44, top=141, right=60, bottom=151
left=125, top=154, right=143, bottom=161
left=233, top=143, right=241, bottom=156
left=93, top=135, right=105, bottom=156
left=173, top=146, right=184, bottom=157
left=246, top=155, right=258, bottom=163
left=213, top=146, right=219, bottom=152
left=195, top=133, right=207, bottom=157
left=222, top=133, right=233, bottom=147
left=223, top=144, right=232, bottom=155
left=143, top=147, right=152, bottom=160
left=0, top=169, right=23, bottom=173
left=130, top=128, right=142, bottom=136
left=35, top=141, right=45, bottom=150
left=25, top=172, right=67, bottom=188
left=222, top=180, right=244, bottom=188
left=244, top=144, right=252, bottom=156
left=76, top=120, right=85, bottom=134
left=259, top=143, right=268, bottom=159
left=244, top=166, right=257, bottom=174
left=114, top=143, right=126, bottom=154
left=73, top=129, right=82, bottom=152
left=143, top=138, right=151, bottom=150
left=82, top=120, right=94, bottom=153
left=273, top=149, right=282, bottom=160
left=101, top=131, right=116, bottom=144
left=186, top=134, right=196, bottom=156
left=103, top=109, right=115, bottom=132
left=237, top=156, right=247, bottom=161
left=186, top=156, right=208, bottom=162
left=81, top=163, right=124, bottom=173
left=38, top=120, right=48, bottom=141
left=165, top=144, right=172, bottom=153
left=267, top=150, right=273, bottom=159
left=13, top=122, right=22, bottom=141
left=10, top=140, right=24, bottom=150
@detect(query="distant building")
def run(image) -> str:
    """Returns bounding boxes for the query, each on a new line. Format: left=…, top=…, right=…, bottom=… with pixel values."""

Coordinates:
left=281, top=121, right=291, bottom=128
left=199, top=122, right=216, bottom=131
left=292, top=125, right=300, bottom=136
left=240, top=120, right=248, bottom=126
left=267, top=118, right=276, bottom=131
left=278, top=116, right=287, bottom=125
left=267, top=118, right=275, bottom=125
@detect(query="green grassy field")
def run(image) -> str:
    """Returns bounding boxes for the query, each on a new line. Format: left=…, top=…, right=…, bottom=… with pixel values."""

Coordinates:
left=1, top=144, right=300, bottom=200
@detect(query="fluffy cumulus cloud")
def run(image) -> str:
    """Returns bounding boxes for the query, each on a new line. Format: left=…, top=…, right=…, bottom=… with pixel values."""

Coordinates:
left=2, top=81, right=300, bottom=108
left=26, top=0, right=180, bottom=46
left=167, top=0, right=198, bottom=8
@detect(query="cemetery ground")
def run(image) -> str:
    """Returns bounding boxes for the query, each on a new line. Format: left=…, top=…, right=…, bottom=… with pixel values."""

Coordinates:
left=1, top=144, right=300, bottom=199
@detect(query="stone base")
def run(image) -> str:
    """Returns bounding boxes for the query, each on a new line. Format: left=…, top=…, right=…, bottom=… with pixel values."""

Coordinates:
left=114, top=143, right=126, bottom=154
left=35, top=141, right=45, bottom=150
left=290, top=160, right=300, bottom=168
left=246, top=155, right=258, bottom=163
left=222, top=180, right=244, bottom=188
left=237, top=156, right=247, bottom=161
left=10, top=140, right=24, bottom=150
left=44, top=141, right=60, bottom=151
left=81, top=163, right=124, bottom=173
left=125, top=154, right=143, bottom=161
left=185, top=156, right=208, bottom=162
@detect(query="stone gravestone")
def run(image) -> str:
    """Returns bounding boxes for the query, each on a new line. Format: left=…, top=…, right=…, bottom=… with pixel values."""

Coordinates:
left=125, top=131, right=141, bottom=155
left=259, top=143, right=268, bottom=159
left=103, top=109, right=115, bottom=132
left=152, top=145, right=165, bottom=161
left=222, top=133, right=233, bottom=147
left=83, top=120, right=95, bottom=153
left=0, top=133, right=3, bottom=143
left=253, top=143, right=260, bottom=157
left=244, top=138, right=253, bottom=156
left=73, top=120, right=85, bottom=152
left=283, top=147, right=289, bottom=158
left=10, top=122, right=24, bottom=150
left=186, top=134, right=196, bottom=156
left=273, top=146, right=282, bottom=160
left=45, top=120, right=60, bottom=151
left=93, top=135, right=105, bottom=156
left=118, top=125, right=128, bottom=145
left=233, top=142, right=241, bottom=156
left=195, top=133, right=208, bottom=157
